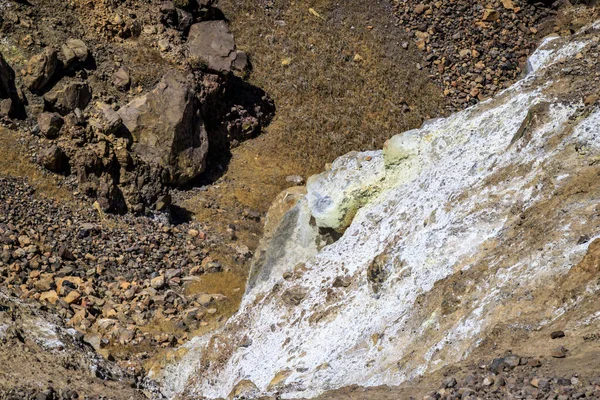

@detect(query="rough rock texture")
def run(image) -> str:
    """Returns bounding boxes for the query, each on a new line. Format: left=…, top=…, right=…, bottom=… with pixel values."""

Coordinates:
left=155, top=23, right=600, bottom=399
left=22, top=47, right=59, bottom=92
left=44, top=80, right=92, bottom=116
left=0, top=53, right=19, bottom=117
left=0, top=0, right=273, bottom=214
left=37, top=145, right=68, bottom=173
left=118, top=72, right=208, bottom=185
left=37, top=112, right=64, bottom=138
left=0, top=289, right=146, bottom=399
left=187, top=20, right=247, bottom=73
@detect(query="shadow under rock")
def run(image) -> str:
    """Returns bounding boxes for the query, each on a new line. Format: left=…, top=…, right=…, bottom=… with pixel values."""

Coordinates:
left=188, top=75, right=276, bottom=187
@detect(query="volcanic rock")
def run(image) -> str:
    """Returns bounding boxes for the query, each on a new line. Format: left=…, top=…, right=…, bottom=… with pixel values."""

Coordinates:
left=37, top=145, right=68, bottom=172
left=22, top=48, right=59, bottom=92
left=187, top=21, right=247, bottom=73
left=44, top=80, right=92, bottom=115
left=112, top=66, right=131, bottom=91
left=37, top=112, right=64, bottom=138
left=61, top=39, right=89, bottom=67
left=118, top=72, right=208, bottom=185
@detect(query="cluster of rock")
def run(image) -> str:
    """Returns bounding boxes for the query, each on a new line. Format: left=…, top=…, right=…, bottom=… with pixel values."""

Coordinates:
left=392, top=0, right=550, bottom=111
left=0, top=0, right=274, bottom=214
left=420, top=352, right=600, bottom=400
left=0, top=177, right=248, bottom=370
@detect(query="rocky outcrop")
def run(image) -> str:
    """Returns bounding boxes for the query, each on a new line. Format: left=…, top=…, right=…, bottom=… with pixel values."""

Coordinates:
left=118, top=72, right=209, bottom=185
left=155, top=23, right=600, bottom=399
left=0, top=1, right=272, bottom=216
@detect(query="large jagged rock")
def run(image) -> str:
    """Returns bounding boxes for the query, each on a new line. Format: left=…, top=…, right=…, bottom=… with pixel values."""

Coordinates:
left=60, top=38, right=89, bottom=67
left=22, top=48, right=59, bottom=92
left=0, top=53, right=20, bottom=117
left=187, top=20, right=247, bottom=73
left=154, top=23, right=600, bottom=399
left=44, top=80, right=92, bottom=115
left=118, top=72, right=208, bottom=185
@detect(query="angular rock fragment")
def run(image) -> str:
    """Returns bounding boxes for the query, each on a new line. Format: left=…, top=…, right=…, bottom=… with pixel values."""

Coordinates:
left=61, top=39, right=89, bottom=67
left=187, top=20, right=238, bottom=73
left=118, top=72, right=208, bottom=185
left=37, top=112, right=64, bottom=138
left=112, top=66, right=130, bottom=91
left=23, top=48, right=59, bottom=91
left=37, top=145, right=68, bottom=172
left=44, top=80, right=92, bottom=115
left=89, top=102, right=122, bottom=135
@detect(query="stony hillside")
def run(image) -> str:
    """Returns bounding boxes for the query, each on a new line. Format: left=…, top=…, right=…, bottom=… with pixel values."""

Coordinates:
left=1, top=0, right=600, bottom=399
left=154, top=20, right=600, bottom=399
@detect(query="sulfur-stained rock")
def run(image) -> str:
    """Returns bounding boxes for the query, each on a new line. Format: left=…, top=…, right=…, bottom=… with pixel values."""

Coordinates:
left=306, top=151, right=385, bottom=232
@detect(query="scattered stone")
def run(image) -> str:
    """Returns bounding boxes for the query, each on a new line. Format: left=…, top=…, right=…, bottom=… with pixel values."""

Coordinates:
left=112, top=66, right=131, bottom=91
left=63, top=290, right=81, bottom=304
left=482, top=9, right=499, bottom=22
left=282, top=286, right=307, bottom=306
left=40, top=290, right=59, bottom=304
left=528, top=358, right=542, bottom=367
left=37, top=112, right=64, bottom=138
left=285, top=175, right=305, bottom=185
left=151, top=276, right=165, bottom=289
left=61, top=39, right=89, bottom=67
left=414, top=4, right=428, bottom=14
left=0, top=99, right=12, bottom=117
left=583, top=94, right=599, bottom=105
left=503, top=354, right=521, bottom=367
left=482, top=376, right=494, bottom=386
